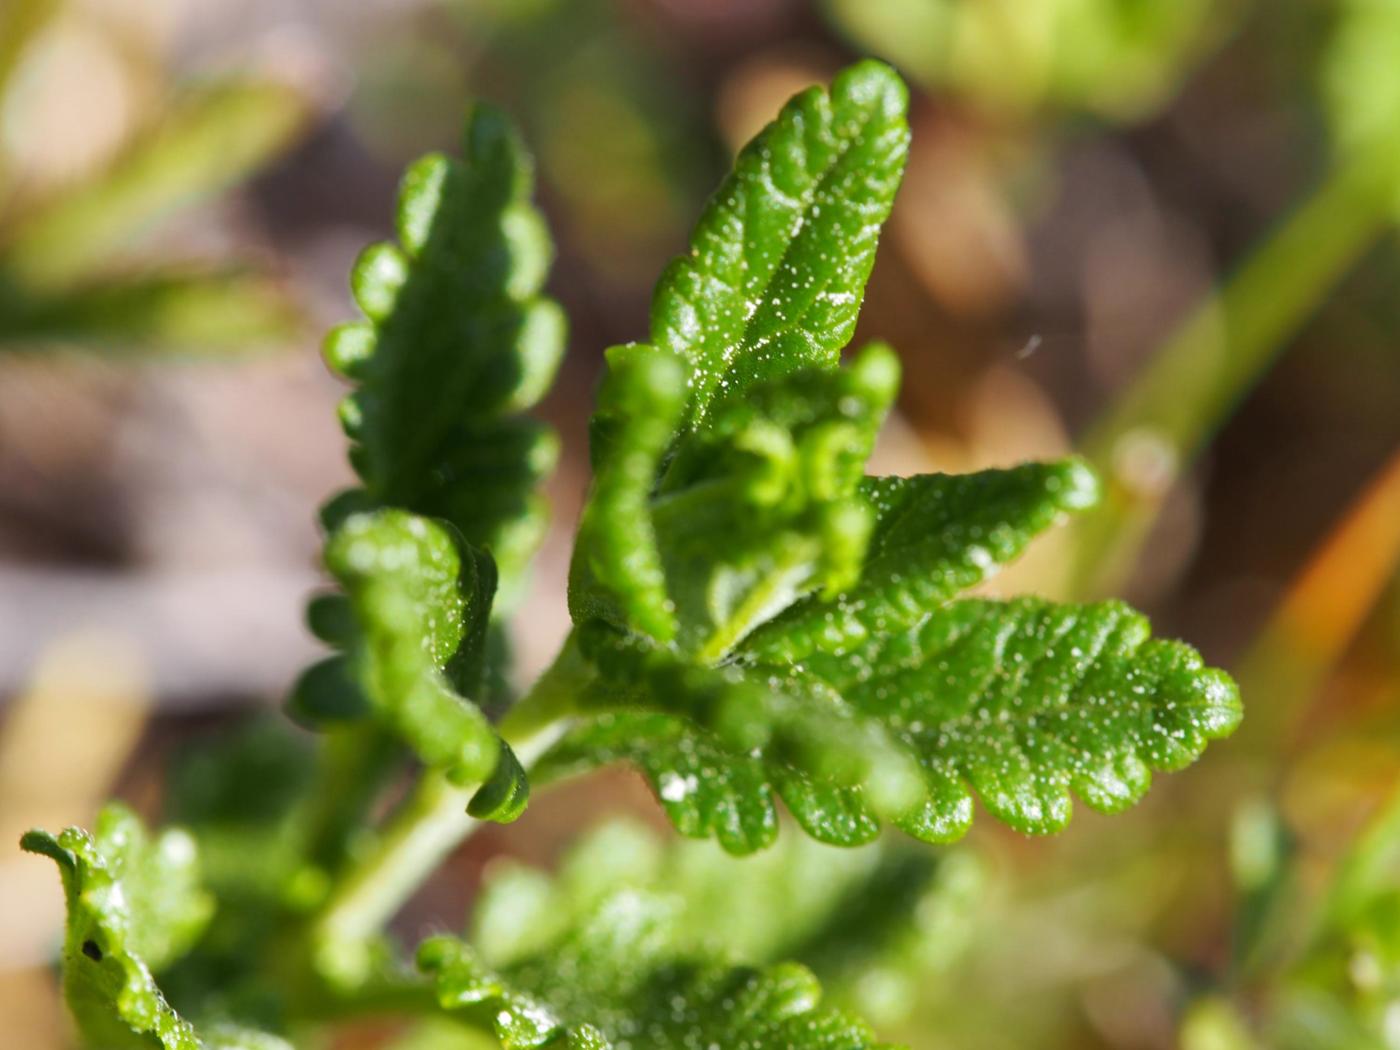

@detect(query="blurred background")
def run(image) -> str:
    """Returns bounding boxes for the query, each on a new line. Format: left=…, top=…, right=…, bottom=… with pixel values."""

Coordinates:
left=1, top=1, right=1399, bottom=1047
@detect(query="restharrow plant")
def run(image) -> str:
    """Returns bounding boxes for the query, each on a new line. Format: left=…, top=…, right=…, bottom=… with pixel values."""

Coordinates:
left=24, top=60, right=1241, bottom=1049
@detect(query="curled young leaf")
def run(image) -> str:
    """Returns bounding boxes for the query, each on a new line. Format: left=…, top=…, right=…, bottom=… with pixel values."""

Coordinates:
left=324, top=102, right=565, bottom=600
left=312, top=509, right=513, bottom=794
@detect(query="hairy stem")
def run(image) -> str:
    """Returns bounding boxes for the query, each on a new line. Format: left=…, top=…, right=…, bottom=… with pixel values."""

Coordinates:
left=1069, top=151, right=1396, bottom=597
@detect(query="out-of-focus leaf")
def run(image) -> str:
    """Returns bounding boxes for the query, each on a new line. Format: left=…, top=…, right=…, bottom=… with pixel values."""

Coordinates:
left=0, top=269, right=299, bottom=352
left=1324, top=0, right=1400, bottom=214
left=20, top=804, right=223, bottom=1050
left=424, top=817, right=973, bottom=1046
left=468, top=816, right=974, bottom=1013
left=0, top=0, right=59, bottom=106
left=164, top=717, right=317, bottom=908
left=422, top=928, right=893, bottom=1050
left=325, top=102, right=564, bottom=600
left=822, top=0, right=1235, bottom=123
left=0, top=80, right=310, bottom=289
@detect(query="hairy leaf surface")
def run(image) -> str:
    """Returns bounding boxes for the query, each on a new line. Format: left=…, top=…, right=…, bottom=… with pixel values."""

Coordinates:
left=651, top=60, right=909, bottom=432
left=743, top=459, right=1099, bottom=665
left=544, top=596, right=1239, bottom=849
left=325, top=103, right=564, bottom=597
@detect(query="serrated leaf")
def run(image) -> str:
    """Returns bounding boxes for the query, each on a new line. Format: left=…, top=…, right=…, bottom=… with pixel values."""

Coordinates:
left=538, top=712, right=782, bottom=855
left=545, top=595, right=1238, bottom=848
left=801, top=596, right=1242, bottom=837
left=742, top=459, right=1099, bottom=665
left=325, top=103, right=564, bottom=597
left=650, top=59, right=908, bottom=433
left=551, top=62, right=1238, bottom=855
left=314, top=509, right=513, bottom=795
left=464, top=818, right=977, bottom=1036
left=20, top=804, right=214, bottom=1050
left=539, top=711, right=886, bottom=856
left=419, top=897, right=896, bottom=1050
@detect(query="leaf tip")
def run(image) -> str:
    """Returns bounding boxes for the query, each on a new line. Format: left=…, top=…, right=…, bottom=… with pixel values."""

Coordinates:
left=20, top=828, right=73, bottom=870
left=835, top=58, right=910, bottom=122
left=1053, top=455, right=1101, bottom=511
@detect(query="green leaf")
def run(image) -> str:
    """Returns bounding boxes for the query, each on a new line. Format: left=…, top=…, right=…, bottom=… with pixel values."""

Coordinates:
left=538, top=712, right=782, bottom=855
left=569, top=343, right=688, bottom=643
left=0, top=270, right=299, bottom=354
left=415, top=817, right=975, bottom=1048
left=419, top=898, right=896, bottom=1050
left=314, top=509, right=511, bottom=796
left=0, top=80, right=310, bottom=290
left=649, top=59, right=909, bottom=432
left=20, top=804, right=214, bottom=1050
left=553, top=62, right=1237, bottom=853
left=545, top=595, right=1239, bottom=849
left=799, top=596, right=1242, bottom=837
left=326, top=102, right=565, bottom=598
left=472, top=812, right=887, bottom=962
left=464, top=818, right=977, bottom=1034
left=540, top=711, right=890, bottom=855
left=570, top=342, right=900, bottom=662
left=742, top=459, right=1099, bottom=665
left=164, top=717, right=317, bottom=908
left=202, top=1026, right=295, bottom=1050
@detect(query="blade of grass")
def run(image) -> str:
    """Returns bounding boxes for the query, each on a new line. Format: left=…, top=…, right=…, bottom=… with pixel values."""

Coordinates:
left=0, top=78, right=310, bottom=289
left=0, top=268, right=301, bottom=352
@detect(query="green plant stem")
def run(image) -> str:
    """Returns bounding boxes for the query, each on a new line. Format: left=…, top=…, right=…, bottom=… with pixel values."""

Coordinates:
left=1069, top=152, right=1396, bottom=598
left=310, top=769, right=483, bottom=984
left=308, top=633, right=590, bottom=984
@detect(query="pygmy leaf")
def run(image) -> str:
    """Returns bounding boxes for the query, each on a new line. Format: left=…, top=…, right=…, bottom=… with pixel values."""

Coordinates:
left=569, top=343, right=688, bottom=643
left=570, top=343, right=900, bottom=662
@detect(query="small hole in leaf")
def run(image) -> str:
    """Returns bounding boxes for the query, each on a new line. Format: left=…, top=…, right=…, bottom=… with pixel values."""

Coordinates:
left=81, top=940, right=103, bottom=962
